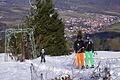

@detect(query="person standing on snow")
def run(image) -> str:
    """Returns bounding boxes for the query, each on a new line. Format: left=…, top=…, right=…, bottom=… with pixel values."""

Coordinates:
left=40, top=48, right=46, bottom=63
left=84, top=34, right=94, bottom=68
left=74, top=30, right=85, bottom=69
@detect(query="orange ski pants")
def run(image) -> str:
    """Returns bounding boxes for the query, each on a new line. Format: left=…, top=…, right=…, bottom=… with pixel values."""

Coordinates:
left=76, top=52, right=84, bottom=68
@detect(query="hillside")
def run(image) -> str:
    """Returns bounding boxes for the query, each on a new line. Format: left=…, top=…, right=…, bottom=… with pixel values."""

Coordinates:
left=54, top=0, right=120, bottom=15
left=0, top=0, right=29, bottom=25
left=104, top=22, right=120, bottom=32
left=0, top=0, right=120, bottom=26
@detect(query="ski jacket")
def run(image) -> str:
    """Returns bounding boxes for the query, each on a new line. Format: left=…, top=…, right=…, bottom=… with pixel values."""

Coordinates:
left=74, top=39, right=85, bottom=53
left=85, top=39, right=94, bottom=51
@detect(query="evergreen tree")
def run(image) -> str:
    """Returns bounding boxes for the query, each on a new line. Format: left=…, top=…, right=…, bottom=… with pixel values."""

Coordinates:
left=26, top=0, right=68, bottom=56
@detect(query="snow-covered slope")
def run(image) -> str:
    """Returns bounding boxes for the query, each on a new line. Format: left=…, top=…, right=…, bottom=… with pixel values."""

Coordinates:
left=95, top=51, right=120, bottom=59
left=0, top=51, right=120, bottom=80
left=0, top=62, right=31, bottom=80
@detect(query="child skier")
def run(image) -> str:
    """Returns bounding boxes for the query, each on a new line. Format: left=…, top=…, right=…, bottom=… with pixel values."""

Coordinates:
left=74, top=31, right=85, bottom=69
left=85, top=35, right=94, bottom=68
left=40, top=48, right=46, bottom=63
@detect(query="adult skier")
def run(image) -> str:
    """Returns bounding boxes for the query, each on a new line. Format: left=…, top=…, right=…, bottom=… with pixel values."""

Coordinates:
left=74, top=30, right=85, bottom=69
left=40, top=48, right=46, bottom=63
left=85, top=34, right=94, bottom=68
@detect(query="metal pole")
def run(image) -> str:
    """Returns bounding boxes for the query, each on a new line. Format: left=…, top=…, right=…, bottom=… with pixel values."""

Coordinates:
left=4, top=29, right=7, bottom=62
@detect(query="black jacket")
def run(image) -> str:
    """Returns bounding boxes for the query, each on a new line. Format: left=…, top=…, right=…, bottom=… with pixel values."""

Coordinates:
left=40, top=52, right=46, bottom=58
left=85, top=39, right=94, bottom=51
left=74, top=39, right=85, bottom=53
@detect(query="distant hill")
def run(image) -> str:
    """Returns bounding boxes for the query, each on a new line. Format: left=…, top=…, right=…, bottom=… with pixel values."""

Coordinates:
left=53, top=0, right=120, bottom=15
left=0, top=0, right=120, bottom=26
left=92, top=32, right=120, bottom=39
left=104, top=22, right=120, bottom=32
left=0, top=0, right=28, bottom=7
left=0, top=0, right=29, bottom=25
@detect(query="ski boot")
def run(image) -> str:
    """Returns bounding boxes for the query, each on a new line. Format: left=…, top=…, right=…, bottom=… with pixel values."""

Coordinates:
left=81, top=65, right=85, bottom=69
left=90, top=65, right=94, bottom=68
left=86, top=65, right=89, bottom=69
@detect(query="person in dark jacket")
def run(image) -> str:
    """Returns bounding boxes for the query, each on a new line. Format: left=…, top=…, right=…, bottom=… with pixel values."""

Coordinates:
left=84, top=35, right=94, bottom=68
left=74, top=35, right=85, bottom=69
left=40, top=48, right=46, bottom=63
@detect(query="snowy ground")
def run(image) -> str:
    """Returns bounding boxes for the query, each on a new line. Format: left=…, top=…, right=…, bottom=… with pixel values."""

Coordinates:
left=0, top=51, right=120, bottom=80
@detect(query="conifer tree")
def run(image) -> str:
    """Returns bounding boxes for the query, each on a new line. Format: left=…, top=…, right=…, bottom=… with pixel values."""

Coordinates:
left=26, top=0, right=68, bottom=56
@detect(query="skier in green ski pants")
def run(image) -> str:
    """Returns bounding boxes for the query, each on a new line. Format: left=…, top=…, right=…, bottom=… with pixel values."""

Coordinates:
left=85, top=35, right=94, bottom=68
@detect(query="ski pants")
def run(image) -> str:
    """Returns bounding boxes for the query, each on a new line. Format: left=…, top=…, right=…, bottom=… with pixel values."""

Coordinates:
left=41, top=56, right=46, bottom=63
left=85, top=51, right=94, bottom=67
left=76, top=52, right=84, bottom=68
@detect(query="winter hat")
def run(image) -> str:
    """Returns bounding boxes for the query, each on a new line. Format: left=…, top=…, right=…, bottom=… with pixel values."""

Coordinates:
left=77, top=35, right=82, bottom=39
left=77, top=30, right=83, bottom=39
left=41, top=48, right=45, bottom=53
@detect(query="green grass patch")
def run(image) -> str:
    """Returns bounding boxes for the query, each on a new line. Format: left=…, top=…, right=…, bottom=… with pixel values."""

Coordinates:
left=105, top=22, right=120, bottom=32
